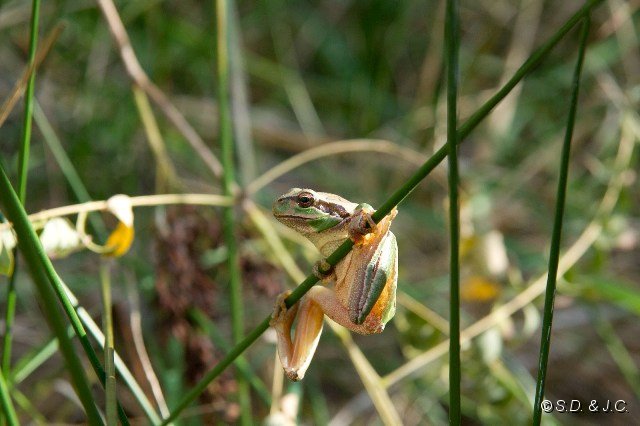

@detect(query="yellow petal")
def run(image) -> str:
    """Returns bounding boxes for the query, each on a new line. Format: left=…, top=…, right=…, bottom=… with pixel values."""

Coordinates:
left=104, top=222, right=135, bottom=257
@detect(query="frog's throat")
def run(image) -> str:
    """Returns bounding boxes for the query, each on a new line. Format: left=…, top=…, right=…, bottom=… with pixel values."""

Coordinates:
left=304, top=229, right=349, bottom=258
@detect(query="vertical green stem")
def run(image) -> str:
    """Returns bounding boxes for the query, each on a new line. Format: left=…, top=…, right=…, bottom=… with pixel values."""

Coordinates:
left=216, top=0, right=251, bottom=423
left=101, top=261, right=117, bottom=425
left=16, top=0, right=40, bottom=201
left=2, top=262, right=19, bottom=374
left=2, top=0, right=41, bottom=395
left=532, top=16, right=591, bottom=425
left=445, top=0, right=461, bottom=423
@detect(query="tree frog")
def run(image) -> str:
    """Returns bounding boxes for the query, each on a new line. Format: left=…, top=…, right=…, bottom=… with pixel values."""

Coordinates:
left=271, top=188, right=398, bottom=380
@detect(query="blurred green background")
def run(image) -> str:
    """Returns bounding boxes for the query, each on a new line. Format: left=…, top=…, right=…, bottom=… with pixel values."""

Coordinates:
left=0, top=0, right=638, bottom=424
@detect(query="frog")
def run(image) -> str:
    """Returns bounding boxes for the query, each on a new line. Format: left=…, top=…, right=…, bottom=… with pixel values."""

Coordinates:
left=270, top=188, right=398, bottom=381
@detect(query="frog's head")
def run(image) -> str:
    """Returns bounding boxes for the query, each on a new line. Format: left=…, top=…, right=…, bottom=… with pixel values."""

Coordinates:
left=272, top=188, right=358, bottom=234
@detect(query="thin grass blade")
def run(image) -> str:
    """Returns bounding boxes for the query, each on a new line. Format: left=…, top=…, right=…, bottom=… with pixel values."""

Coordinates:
left=2, top=0, right=42, bottom=385
left=216, top=0, right=252, bottom=423
left=532, top=16, right=591, bottom=425
left=0, top=366, right=19, bottom=425
left=445, top=0, right=461, bottom=423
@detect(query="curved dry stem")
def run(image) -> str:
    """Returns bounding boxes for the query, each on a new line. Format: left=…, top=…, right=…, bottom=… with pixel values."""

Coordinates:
left=487, top=0, right=544, bottom=136
left=330, top=324, right=403, bottom=426
left=132, top=86, right=180, bottom=190
left=125, top=274, right=170, bottom=418
left=397, top=291, right=450, bottom=335
left=246, top=139, right=429, bottom=195
left=0, top=193, right=233, bottom=233
left=96, top=0, right=223, bottom=178
left=0, top=24, right=62, bottom=129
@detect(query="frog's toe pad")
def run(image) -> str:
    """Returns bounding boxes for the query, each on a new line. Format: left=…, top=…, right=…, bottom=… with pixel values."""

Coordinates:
left=285, top=368, right=302, bottom=381
left=313, top=260, right=333, bottom=280
left=348, top=209, right=376, bottom=241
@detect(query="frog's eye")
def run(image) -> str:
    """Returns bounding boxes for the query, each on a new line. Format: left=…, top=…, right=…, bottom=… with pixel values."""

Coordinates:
left=297, top=192, right=315, bottom=208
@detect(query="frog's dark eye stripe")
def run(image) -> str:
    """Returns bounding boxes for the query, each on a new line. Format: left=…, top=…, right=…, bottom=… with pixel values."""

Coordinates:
left=296, top=192, right=315, bottom=208
left=316, top=200, right=350, bottom=219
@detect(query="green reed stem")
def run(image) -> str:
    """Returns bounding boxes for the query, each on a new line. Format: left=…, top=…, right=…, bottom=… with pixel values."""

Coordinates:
left=16, top=0, right=40, bottom=202
left=2, top=0, right=41, bottom=381
left=0, top=162, right=103, bottom=424
left=101, top=261, right=117, bottom=425
left=216, top=0, right=252, bottom=423
left=532, top=16, right=591, bottom=425
left=160, top=2, right=603, bottom=423
left=0, top=160, right=132, bottom=424
left=445, top=0, right=461, bottom=423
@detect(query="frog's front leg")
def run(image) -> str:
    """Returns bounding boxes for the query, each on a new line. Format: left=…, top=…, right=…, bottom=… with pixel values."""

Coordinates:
left=270, top=291, right=324, bottom=381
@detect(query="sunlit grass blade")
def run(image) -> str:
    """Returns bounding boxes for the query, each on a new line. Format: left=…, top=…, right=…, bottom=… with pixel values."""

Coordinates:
left=100, top=261, right=117, bottom=425
left=216, top=0, right=252, bottom=423
left=532, top=16, right=591, bottom=425
left=0, top=366, right=19, bottom=425
left=445, top=0, right=461, bottom=423
left=10, top=335, right=60, bottom=385
left=160, top=2, right=603, bottom=422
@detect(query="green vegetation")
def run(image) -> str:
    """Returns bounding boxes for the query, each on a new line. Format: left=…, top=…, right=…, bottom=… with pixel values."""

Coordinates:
left=0, top=0, right=638, bottom=424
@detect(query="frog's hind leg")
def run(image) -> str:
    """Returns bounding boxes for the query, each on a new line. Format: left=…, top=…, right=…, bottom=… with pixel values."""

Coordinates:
left=306, top=285, right=385, bottom=335
left=289, top=296, right=324, bottom=381
left=271, top=291, right=324, bottom=381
